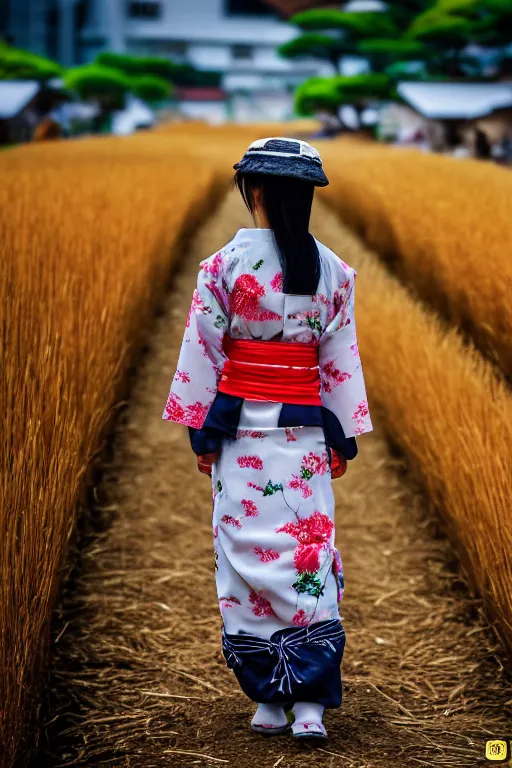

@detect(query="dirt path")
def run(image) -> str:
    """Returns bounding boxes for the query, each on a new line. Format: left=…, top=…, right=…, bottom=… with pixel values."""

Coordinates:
left=42, top=191, right=510, bottom=768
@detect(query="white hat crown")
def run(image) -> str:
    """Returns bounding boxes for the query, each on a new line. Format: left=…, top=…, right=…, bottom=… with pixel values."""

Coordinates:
left=246, top=137, right=322, bottom=164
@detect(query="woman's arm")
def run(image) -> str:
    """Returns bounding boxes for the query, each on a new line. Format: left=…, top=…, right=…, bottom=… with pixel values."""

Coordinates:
left=319, top=268, right=373, bottom=439
left=162, top=251, right=229, bottom=430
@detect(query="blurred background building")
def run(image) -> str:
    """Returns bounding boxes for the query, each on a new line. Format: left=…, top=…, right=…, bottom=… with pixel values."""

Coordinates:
left=2, top=0, right=335, bottom=121
left=1, top=0, right=511, bottom=156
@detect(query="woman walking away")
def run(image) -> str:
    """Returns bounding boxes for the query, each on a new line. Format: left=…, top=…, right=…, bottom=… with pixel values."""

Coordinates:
left=162, top=137, right=373, bottom=743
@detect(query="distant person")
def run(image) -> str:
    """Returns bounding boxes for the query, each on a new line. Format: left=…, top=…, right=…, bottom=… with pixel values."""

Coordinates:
left=161, top=138, right=373, bottom=743
left=474, top=129, right=491, bottom=160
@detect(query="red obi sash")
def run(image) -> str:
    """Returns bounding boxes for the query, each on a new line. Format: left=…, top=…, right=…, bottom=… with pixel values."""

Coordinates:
left=218, top=336, right=321, bottom=406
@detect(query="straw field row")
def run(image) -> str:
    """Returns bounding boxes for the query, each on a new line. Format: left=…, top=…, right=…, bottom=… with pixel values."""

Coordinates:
left=319, top=142, right=512, bottom=380
left=317, top=219, right=512, bottom=660
left=316, top=139, right=512, bottom=656
left=0, top=133, right=225, bottom=768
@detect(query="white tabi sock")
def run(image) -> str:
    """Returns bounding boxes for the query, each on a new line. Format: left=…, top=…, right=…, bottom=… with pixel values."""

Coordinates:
left=251, top=703, right=288, bottom=728
left=292, top=701, right=325, bottom=726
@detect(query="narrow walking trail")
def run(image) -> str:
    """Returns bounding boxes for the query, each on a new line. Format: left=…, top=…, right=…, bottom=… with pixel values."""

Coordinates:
left=42, top=191, right=510, bottom=768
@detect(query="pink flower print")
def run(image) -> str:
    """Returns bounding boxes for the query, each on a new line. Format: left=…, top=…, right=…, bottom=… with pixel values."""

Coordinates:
left=241, top=499, right=259, bottom=517
left=292, top=609, right=312, bottom=627
left=249, top=590, right=275, bottom=617
left=254, top=547, right=280, bottom=563
left=350, top=342, right=359, bottom=357
left=185, top=401, right=209, bottom=428
left=258, top=309, right=283, bottom=321
left=301, top=451, right=328, bottom=479
left=205, top=279, right=229, bottom=311
left=190, top=288, right=206, bottom=315
left=219, top=596, right=241, bottom=608
left=202, top=251, right=224, bottom=278
left=232, top=273, right=264, bottom=319
left=237, top=455, right=263, bottom=470
left=221, top=515, right=242, bottom=530
left=321, top=360, right=352, bottom=393
left=289, top=309, right=321, bottom=333
left=312, top=293, right=330, bottom=307
left=213, top=525, right=219, bottom=539
left=353, top=400, right=369, bottom=419
left=174, top=370, right=191, bottom=384
left=164, top=392, right=185, bottom=421
left=237, top=429, right=266, bottom=439
left=332, top=280, right=351, bottom=315
left=294, top=543, right=323, bottom=574
left=270, top=271, right=283, bottom=292
left=352, top=401, right=370, bottom=433
left=231, top=273, right=281, bottom=322
left=285, top=428, right=298, bottom=442
left=276, top=510, right=334, bottom=546
left=197, top=328, right=209, bottom=358
left=247, top=481, right=264, bottom=491
left=287, top=475, right=313, bottom=499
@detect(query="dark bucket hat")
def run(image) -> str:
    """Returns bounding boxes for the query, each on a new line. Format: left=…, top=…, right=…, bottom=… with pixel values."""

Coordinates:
left=233, top=136, right=329, bottom=187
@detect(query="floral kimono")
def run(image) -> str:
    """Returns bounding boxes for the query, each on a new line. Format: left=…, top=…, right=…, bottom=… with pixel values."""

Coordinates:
left=163, top=227, right=372, bottom=709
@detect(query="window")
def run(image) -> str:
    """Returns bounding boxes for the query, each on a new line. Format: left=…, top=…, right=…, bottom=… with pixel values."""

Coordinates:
left=225, top=0, right=276, bottom=16
left=165, top=41, right=189, bottom=57
left=232, top=44, right=253, bottom=61
left=127, top=2, right=162, bottom=19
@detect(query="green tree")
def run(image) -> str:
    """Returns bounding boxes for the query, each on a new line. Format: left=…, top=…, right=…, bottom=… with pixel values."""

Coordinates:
left=296, top=73, right=391, bottom=127
left=132, top=74, right=171, bottom=103
left=281, top=0, right=512, bottom=125
left=94, top=51, right=222, bottom=88
left=295, top=77, right=345, bottom=119
left=0, top=42, right=62, bottom=81
left=280, top=6, right=423, bottom=124
left=405, top=0, right=512, bottom=74
left=64, top=65, right=131, bottom=110
left=279, top=33, right=345, bottom=73
left=96, top=52, right=178, bottom=80
left=279, top=8, right=402, bottom=73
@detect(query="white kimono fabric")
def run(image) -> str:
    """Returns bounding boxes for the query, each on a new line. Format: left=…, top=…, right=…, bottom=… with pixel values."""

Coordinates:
left=163, top=228, right=373, bottom=708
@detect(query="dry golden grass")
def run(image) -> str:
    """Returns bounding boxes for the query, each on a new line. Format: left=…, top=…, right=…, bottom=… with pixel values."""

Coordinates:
left=325, top=223, right=512, bottom=656
left=0, top=133, right=223, bottom=768
left=318, top=142, right=512, bottom=379
left=0, top=122, right=292, bottom=768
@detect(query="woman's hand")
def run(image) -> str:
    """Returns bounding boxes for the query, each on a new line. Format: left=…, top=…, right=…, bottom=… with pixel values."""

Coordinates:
left=330, top=449, right=347, bottom=479
left=197, top=452, right=219, bottom=477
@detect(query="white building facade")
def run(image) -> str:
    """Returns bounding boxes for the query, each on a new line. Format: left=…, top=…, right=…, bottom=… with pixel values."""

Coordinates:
left=80, top=0, right=332, bottom=121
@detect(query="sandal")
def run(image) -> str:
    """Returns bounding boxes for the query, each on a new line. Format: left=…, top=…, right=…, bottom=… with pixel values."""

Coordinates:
left=250, top=721, right=291, bottom=737
left=291, top=721, right=328, bottom=742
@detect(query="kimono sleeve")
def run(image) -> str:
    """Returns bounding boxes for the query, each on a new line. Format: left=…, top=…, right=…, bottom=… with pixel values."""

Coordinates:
left=162, top=252, right=229, bottom=429
left=319, top=268, right=373, bottom=439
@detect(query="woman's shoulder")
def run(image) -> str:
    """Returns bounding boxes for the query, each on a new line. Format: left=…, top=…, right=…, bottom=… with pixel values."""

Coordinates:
left=314, top=237, right=357, bottom=284
left=199, top=229, right=253, bottom=269
left=199, top=232, right=272, bottom=281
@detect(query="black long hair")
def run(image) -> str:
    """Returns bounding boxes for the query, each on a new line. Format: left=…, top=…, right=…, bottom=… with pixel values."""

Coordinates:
left=234, top=172, right=321, bottom=296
